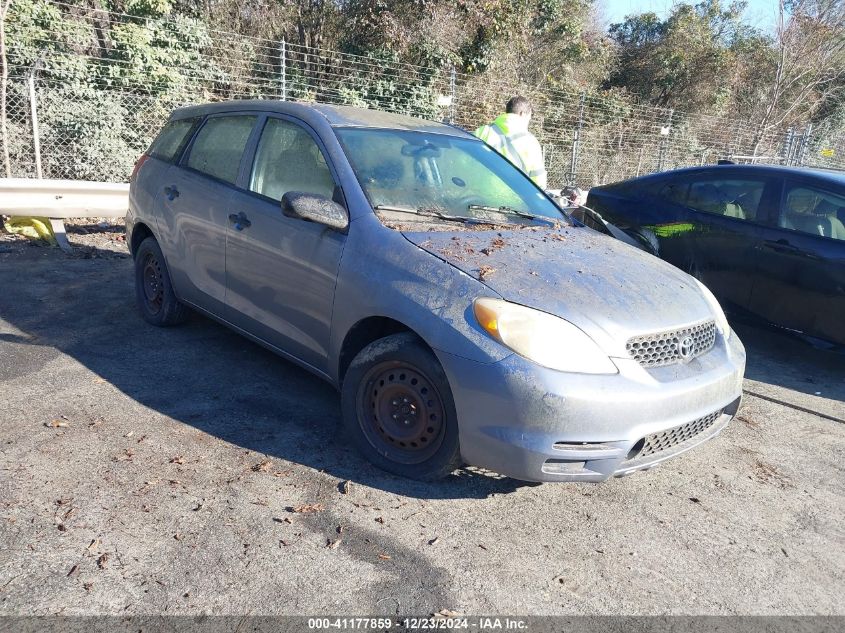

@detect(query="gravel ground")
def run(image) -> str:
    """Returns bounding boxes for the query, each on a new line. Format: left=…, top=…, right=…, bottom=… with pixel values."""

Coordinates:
left=0, top=223, right=843, bottom=616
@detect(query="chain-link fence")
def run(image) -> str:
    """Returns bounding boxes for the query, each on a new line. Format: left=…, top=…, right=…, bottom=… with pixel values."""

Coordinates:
left=2, top=2, right=844, bottom=186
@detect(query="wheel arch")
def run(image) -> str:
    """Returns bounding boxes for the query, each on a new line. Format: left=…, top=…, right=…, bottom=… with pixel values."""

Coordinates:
left=337, top=316, right=435, bottom=385
left=129, top=221, right=155, bottom=258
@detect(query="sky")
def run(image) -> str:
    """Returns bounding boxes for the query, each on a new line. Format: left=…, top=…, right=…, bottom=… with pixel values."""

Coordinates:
left=599, top=0, right=781, bottom=32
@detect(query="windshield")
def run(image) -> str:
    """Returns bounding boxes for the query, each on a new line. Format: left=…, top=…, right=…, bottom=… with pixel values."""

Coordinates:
left=335, top=128, right=564, bottom=223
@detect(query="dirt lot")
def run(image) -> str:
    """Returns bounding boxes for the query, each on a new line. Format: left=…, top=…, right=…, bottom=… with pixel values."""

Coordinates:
left=0, top=223, right=843, bottom=616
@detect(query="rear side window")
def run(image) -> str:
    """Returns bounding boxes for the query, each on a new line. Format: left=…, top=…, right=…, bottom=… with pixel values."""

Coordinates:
left=685, top=178, right=766, bottom=221
left=186, top=116, right=257, bottom=184
left=148, top=118, right=198, bottom=163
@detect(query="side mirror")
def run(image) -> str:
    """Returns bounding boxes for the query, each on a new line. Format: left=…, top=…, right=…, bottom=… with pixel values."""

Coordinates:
left=281, top=192, right=349, bottom=231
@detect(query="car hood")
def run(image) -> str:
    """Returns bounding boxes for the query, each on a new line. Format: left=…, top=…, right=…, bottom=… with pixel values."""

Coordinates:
left=402, top=224, right=713, bottom=358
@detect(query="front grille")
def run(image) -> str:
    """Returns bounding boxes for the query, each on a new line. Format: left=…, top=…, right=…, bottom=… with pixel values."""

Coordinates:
left=626, top=320, right=716, bottom=368
left=638, top=409, right=723, bottom=458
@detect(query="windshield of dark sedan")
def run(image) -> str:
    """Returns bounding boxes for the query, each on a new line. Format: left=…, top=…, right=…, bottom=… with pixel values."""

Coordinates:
left=335, top=128, right=564, bottom=221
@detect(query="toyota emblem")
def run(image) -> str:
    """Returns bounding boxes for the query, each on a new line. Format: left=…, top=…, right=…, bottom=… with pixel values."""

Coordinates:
left=679, top=336, right=695, bottom=361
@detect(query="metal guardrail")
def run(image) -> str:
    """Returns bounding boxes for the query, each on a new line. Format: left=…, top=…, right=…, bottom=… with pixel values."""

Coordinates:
left=0, top=178, right=128, bottom=251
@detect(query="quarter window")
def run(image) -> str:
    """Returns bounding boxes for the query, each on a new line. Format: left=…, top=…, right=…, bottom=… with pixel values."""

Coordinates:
left=148, top=118, right=198, bottom=163
left=186, top=116, right=257, bottom=184
left=657, top=181, right=690, bottom=206
left=249, top=118, right=336, bottom=201
left=685, top=178, right=766, bottom=221
left=780, top=184, right=845, bottom=241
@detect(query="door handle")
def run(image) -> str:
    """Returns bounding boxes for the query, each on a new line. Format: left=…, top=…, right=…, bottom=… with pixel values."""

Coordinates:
left=164, top=185, right=180, bottom=201
left=762, top=239, right=799, bottom=254
left=228, top=212, right=251, bottom=231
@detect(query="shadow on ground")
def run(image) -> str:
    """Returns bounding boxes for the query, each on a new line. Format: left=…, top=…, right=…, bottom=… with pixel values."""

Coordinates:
left=0, top=251, right=537, bottom=499
left=733, top=318, right=845, bottom=407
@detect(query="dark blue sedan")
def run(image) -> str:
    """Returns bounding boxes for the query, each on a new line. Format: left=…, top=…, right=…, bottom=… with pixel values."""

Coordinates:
left=586, top=164, right=845, bottom=347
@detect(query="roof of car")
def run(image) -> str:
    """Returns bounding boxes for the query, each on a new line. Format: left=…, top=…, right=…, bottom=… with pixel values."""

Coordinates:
left=617, top=163, right=845, bottom=186
left=170, top=100, right=474, bottom=138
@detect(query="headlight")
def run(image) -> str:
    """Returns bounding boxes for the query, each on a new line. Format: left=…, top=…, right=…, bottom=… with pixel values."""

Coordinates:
left=693, top=279, right=731, bottom=340
left=473, top=298, right=618, bottom=374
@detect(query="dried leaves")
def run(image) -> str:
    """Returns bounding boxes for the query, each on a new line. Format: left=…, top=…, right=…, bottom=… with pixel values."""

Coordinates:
left=480, top=236, right=506, bottom=255
left=288, top=503, right=324, bottom=514
left=477, top=265, right=496, bottom=281
left=251, top=460, right=272, bottom=473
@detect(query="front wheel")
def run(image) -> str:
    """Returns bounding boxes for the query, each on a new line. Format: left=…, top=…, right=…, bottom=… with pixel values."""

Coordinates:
left=341, top=333, right=462, bottom=480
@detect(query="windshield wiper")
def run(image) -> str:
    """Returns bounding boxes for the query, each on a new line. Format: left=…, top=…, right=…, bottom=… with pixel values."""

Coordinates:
left=374, top=204, right=494, bottom=225
left=467, top=204, right=557, bottom=224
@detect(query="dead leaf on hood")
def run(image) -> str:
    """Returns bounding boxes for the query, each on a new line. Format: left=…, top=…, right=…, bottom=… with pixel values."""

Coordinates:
left=251, top=460, right=272, bottom=472
left=338, top=480, right=350, bottom=494
left=67, top=564, right=80, bottom=578
left=428, top=537, right=440, bottom=545
left=434, top=609, right=463, bottom=618
left=288, top=503, right=324, bottom=514
left=377, top=553, right=391, bottom=560
left=477, top=265, right=496, bottom=281
left=170, top=456, right=185, bottom=465
left=87, top=538, right=100, bottom=552
left=97, top=553, right=110, bottom=569
left=46, top=420, right=68, bottom=428
left=326, top=538, right=341, bottom=549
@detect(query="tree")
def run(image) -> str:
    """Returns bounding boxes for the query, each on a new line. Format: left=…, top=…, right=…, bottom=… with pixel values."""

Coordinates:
left=606, top=0, right=750, bottom=113
left=750, top=0, right=845, bottom=151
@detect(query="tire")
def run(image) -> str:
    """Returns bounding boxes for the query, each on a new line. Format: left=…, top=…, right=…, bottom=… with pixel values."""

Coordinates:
left=341, top=332, right=462, bottom=481
left=134, top=236, right=190, bottom=326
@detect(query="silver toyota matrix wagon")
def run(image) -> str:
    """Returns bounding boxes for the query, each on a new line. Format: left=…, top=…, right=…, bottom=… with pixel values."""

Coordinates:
left=126, top=101, right=745, bottom=482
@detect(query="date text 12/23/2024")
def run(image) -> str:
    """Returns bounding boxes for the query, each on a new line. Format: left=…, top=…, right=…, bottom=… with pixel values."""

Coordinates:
left=307, top=618, right=529, bottom=630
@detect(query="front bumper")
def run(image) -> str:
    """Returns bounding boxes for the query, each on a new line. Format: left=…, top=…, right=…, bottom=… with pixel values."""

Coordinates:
left=436, top=332, right=745, bottom=482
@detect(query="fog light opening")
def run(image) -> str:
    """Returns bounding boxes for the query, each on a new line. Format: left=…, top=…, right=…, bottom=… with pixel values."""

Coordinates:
left=541, top=459, right=587, bottom=475
left=627, top=438, right=645, bottom=460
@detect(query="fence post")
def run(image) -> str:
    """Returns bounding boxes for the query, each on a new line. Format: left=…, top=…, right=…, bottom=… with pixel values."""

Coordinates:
left=28, top=71, right=42, bottom=179
left=657, top=109, right=673, bottom=172
left=798, top=123, right=813, bottom=166
left=569, top=92, right=585, bottom=185
left=448, top=66, right=456, bottom=124
left=280, top=38, right=287, bottom=101
left=781, top=127, right=794, bottom=165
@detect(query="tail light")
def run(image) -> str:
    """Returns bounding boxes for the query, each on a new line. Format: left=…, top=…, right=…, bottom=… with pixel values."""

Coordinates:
left=130, top=154, right=150, bottom=182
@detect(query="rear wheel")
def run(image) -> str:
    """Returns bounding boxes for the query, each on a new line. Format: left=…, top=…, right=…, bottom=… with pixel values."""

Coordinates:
left=134, top=236, right=189, bottom=326
left=341, top=333, right=461, bottom=480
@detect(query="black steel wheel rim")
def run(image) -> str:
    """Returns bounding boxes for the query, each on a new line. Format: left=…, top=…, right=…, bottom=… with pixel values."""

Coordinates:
left=142, top=252, right=164, bottom=314
left=356, top=361, right=446, bottom=464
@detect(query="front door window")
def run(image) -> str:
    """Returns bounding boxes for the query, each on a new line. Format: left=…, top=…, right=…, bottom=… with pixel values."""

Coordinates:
left=780, top=184, right=845, bottom=241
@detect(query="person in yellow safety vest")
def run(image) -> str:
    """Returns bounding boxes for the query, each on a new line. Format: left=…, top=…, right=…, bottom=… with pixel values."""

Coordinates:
left=474, top=96, right=547, bottom=189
